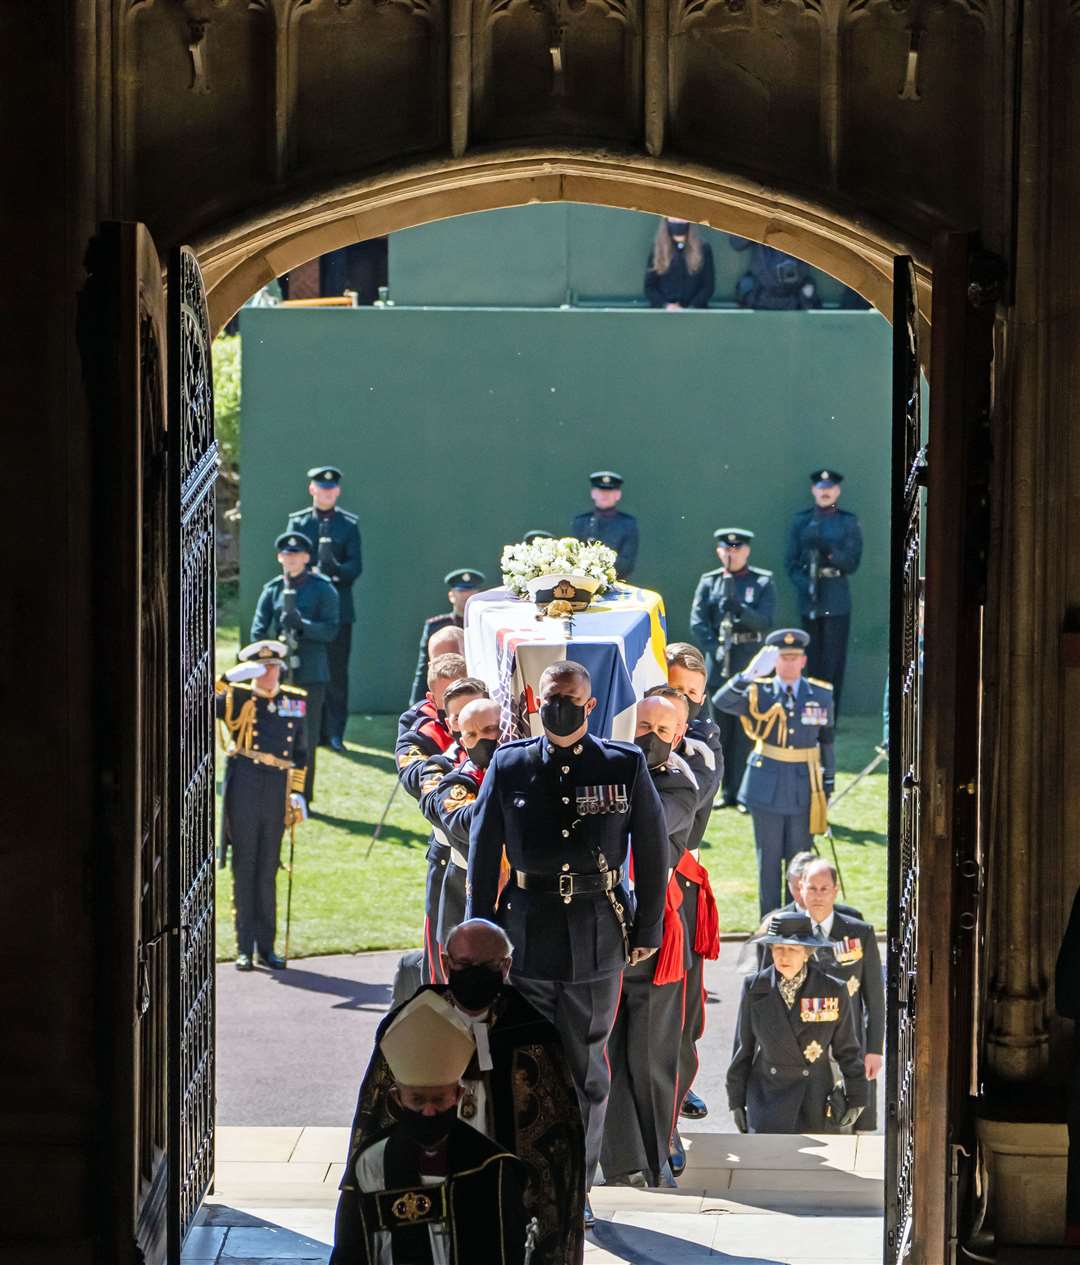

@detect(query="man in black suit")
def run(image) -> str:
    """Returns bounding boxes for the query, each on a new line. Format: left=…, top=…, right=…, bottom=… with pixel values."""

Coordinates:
left=800, top=858, right=884, bottom=1131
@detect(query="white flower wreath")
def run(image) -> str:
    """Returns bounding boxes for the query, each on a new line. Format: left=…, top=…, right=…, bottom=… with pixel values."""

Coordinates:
left=500, top=536, right=618, bottom=598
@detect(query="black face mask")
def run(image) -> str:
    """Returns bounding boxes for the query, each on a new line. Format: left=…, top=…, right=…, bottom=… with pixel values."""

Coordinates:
left=397, top=1103, right=459, bottom=1147
left=449, top=963, right=504, bottom=1011
left=636, top=731, right=672, bottom=768
left=540, top=695, right=587, bottom=737
left=437, top=707, right=448, bottom=726
left=667, top=220, right=690, bottom=237
left=466, top=737, right=498, bottom=769
left=685, top=697, right=704, bottom=723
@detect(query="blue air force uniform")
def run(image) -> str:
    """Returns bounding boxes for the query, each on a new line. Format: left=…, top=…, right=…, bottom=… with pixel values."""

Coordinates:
left=466, top=733, right=668, bottom=1187
left=286, top=471, right=362, bottom=746
left=713, top=629, right=835, bottom=915
left=691, top=529, right=777, bottom=804
left=784, top=471, right=863, bottom=712
left=215, top=644, right=308, bottom=965
left=251, top=536, right=340, bottom=803
left=570, top=470, right=639, bottom=579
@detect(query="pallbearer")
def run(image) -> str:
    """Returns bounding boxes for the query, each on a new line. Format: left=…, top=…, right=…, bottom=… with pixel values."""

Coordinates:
left=285, top=465, right=363, bottom=753
left=215, top=640, right=308, bottom=972
left=331, top=990, right=529, bottom=1265
left=713, top=628, right=835, bottom=916
left=410, top=569, right=486, bottom=705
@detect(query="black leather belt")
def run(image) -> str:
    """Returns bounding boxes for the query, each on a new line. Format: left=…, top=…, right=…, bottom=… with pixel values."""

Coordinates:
left=818, top=566, right=842, bottom=578
left=512, top=869, right=618, bottom=897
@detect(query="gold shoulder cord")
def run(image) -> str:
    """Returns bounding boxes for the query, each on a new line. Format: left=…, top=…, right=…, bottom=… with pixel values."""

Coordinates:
left=738, top=683, right=789, bottom=746
left=216, top=684, right=256, bottom=753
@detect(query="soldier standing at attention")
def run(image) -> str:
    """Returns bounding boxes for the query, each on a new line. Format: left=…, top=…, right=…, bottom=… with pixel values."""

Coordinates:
left=570, top=471, right=639, bottom=580
left=285, top=465, right=362, bottom=753
left=713, top=629, right=835, bottom=917
left=785, top=469, right=863, bottom=714
left=215, top=640, right=308, bottom=972
left=466, top=660, right=668, bottom=1227
left=251, top=531, right=339, bottom=806
left=690, top=528, right=775, bottom=806
left=409, top=569, right=486, bottom=706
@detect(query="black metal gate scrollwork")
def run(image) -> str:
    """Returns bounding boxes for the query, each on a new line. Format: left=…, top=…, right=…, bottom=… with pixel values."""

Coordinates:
left=168, top=245, right=219, bottom=1254
left=885, top=256, right=924, bottom=1264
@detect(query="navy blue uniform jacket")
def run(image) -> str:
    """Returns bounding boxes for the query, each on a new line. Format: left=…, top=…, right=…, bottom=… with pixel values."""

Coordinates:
left=466, top=734, right=668, bottom=983
left=285, top=506, right=362, bottom=624
left=569, top=509, right=639, bottom=579
left=251, top=572, right=340, bottom=686
left=785, top=507, right=863, bottom=619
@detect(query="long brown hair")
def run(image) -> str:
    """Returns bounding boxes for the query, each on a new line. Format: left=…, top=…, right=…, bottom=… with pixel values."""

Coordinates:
left=650, top=217, right=706, bottom=275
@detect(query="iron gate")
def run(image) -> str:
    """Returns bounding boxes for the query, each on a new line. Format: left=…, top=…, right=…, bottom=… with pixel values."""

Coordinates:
left=168, top=245, right=219, bottom=1254
left=885, top=255, right=924, bottom=1264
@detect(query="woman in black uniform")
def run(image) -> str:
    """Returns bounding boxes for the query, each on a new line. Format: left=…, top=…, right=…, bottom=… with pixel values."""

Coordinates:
left=727, top=911, right=867, bottom=1133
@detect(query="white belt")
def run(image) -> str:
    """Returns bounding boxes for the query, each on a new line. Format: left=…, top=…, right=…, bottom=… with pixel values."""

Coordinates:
left=450, top=846, right=468, bottom=870
left=432, top=827, right=450, bottom=847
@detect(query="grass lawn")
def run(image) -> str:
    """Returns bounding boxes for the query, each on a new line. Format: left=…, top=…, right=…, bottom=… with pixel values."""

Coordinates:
left=215, top=605, right=888, bottom=959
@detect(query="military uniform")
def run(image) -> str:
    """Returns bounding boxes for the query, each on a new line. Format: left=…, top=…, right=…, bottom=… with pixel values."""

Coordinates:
left=409, top=568, right=484, bottom=705
left=675, top=715, right=725, bottom=1119
left=691, top=530, right=776, bottom=803
left=419, top=756, right=485, bottom=954
left=727, top=958, right=867, bottom=1133
left=713, top=630, right=836, bottom=916
left=569, top=471, right=639, bottom=579
left=466, top=733, right=668, bottom=1187
left=729, top=237, right=822, bottom=310
left=286, top=467, right=362, bottom=747
left=215, top=646, right=307, bottom=966
left=811, top=910, right=884, bottom=1132
left=251, top=532, right=340, bottom=803
left=602, top=751, right=699, bottom=1185
left=784, top=471, right=863, bottom=712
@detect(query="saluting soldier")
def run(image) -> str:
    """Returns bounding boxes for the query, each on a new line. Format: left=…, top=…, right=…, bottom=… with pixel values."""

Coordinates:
left=569, top=471, right=639, bottom=580
left=690, top=528, right=775, bottom=807
left=409, top=569, right=486, bottom=706
left=215, top=640, right=308, bottom=972
left=727, top=912, right=867, bottom=1134
left=713, top=629, right=835, bottom=917
left=285, top=465, right=362, bottom=753
left=466, top=660, right=668, bottom=1223
left=251, top=531, right=340, bottom=806
left=784, top=469, right=863, bottom=714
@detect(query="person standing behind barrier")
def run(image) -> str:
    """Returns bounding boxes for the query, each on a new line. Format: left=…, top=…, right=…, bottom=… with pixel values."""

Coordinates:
left=285, top=465, right=362, bottom=753
left=785, top=469, right=863, bottom=714
left=251, top=531, right=340, bottom=806
left=713, top=629, right=835, bottom=917
left=690, top=528, right=776, bottom=806
left=645, top=216, right=715, bottom=310
left=728, top=237, right=822, bottom=310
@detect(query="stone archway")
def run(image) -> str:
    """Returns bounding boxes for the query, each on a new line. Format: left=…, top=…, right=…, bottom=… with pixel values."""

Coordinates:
left=193, top=150, right=933, bottom=344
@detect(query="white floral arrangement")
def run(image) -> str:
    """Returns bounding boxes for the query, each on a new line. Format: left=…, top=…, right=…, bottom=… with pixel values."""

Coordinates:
left=500, top=536, right=618, bottom=599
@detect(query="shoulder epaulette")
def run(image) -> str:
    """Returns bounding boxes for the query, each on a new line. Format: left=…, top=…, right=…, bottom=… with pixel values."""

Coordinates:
left=807, top=677, right=834, bottom=690
left=261, top=574, right=283, bottom=589
left=280, top=683, right=307, bottom=696
left=498, top=736, right=541, bottom=753
left=701, top=567, right=724, bottom=578
left=749, top=566, right=773, bottom=579
left=337, top=509, right=359, bottom=523
left=604, top=738, right=642, bottom=756
left=287, top=508, right=311, bottom=520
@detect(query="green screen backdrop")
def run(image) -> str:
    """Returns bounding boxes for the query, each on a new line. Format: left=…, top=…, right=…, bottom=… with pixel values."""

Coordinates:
left=239, top=306, right=891, bottom=716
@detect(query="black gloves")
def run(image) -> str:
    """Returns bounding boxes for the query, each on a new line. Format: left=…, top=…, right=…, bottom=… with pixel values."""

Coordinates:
left=281, top=607, right=303, bottom=633
left=318, top=539, right=338, bottom=576
left=733, top=1107, right=749, bottom=1134
left=719, top=597, right=743, bottom=617
left=839, top=1105, right=864, bottom=1129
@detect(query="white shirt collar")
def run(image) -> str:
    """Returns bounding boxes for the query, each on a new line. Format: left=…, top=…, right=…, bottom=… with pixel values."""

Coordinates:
left=811, top=911, right=836, bottom=938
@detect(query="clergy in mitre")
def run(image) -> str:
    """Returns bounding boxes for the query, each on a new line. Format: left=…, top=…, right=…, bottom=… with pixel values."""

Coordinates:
left=330, top=988, right=529, bottom=1265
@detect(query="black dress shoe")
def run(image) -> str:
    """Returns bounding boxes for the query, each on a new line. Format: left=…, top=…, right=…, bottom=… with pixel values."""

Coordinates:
left=235, top=954, right=253, bottom=972
left=669, top=1132, right=686, bottom=1176
left=256, top=950, right=287, bottom=970
left=328, top=736, right=346, bottom=753
left=680, top=1089, right=709, bottom=1120
left=583, top=1198, right=596, bottom=1230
